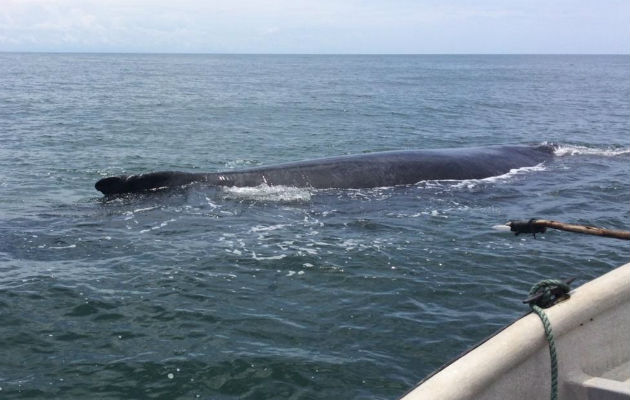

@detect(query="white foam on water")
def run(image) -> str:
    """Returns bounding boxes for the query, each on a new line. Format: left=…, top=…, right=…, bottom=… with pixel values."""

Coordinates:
left=139, top=218, right=176, bottom=234
left=204, top=196, right=219, bottom=209
left=221, top=184, right=312, bottom=202
left=251, top=251, right=287, bottom=261
left=284, top=270, right=306, bottom=277
left=458, top=163, right=547, bottom=187
left=48, top=244, right=77, bottom=250
left=416, top=163, right=547, bottom=190
left=249, top=224, right=289, bottom=233
left=295, top=246, right=318, bottom=255
left=133, top=206, right=158, bottom=214
left=552, top=144, right=630, bottom=157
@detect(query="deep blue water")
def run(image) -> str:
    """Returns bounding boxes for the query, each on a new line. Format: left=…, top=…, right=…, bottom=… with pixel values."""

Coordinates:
left=0, top=54, right=628, bottom=399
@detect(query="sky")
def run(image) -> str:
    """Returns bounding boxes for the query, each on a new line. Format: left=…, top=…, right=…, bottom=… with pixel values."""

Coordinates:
left=1, top=0, right=628, bottom=54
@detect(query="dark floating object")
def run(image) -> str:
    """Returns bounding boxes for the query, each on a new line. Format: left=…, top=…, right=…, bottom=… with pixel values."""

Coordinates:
left=95, top=144, right=555, bottom=196
left=507, top=219, right=630, bottom=241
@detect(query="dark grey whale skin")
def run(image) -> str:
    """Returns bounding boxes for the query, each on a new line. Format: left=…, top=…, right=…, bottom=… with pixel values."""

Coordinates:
left=95, top=144, right=554, bottom=196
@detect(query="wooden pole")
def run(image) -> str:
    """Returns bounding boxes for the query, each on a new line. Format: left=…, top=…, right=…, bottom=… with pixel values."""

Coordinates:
left=507, top=219, right=630, bottom=241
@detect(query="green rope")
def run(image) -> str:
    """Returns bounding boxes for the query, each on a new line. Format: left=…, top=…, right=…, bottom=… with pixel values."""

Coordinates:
left=528, top=279, right=570, bottom=400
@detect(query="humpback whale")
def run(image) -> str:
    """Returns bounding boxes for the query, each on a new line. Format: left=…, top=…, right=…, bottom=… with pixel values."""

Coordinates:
left=95, top=144, right=554, bottom=196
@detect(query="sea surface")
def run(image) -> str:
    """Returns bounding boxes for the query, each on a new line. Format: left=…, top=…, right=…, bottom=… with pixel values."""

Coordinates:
left=0, top=54, right=628, bottom=399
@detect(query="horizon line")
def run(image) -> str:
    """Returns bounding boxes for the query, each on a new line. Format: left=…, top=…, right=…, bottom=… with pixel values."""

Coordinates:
left=1, top=51, right=628, bottom=56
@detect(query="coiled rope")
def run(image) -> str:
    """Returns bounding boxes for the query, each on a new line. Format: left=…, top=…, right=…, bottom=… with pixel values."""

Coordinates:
left=527, top=279, right=571, bottom=400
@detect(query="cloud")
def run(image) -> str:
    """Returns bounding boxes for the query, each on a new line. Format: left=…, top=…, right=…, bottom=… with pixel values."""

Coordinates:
left=0, top=0, right=628, bottom=53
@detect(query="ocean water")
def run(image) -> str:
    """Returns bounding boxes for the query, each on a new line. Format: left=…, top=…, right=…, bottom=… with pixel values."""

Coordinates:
left=0, top=54, right=628, bottom=399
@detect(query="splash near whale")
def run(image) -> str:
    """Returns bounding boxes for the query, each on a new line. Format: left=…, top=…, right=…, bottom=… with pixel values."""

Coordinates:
left=95, top=144, right=554, bottom=196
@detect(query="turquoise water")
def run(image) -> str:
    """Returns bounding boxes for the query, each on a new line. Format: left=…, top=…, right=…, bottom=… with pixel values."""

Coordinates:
left=0, top=54, right=628, bottom=399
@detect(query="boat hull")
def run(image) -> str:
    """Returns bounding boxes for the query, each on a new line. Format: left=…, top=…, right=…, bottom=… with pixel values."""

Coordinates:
left=401, top=263, right=630, bottom=400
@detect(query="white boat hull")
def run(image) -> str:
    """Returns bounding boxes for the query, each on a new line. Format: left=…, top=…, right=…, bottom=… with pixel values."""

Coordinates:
left=401, top=263, right=630, bottom=400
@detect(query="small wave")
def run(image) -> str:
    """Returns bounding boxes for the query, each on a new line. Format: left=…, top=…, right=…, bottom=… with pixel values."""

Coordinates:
left=249, top=224, right=289, bottom=233
left=47, top=244, right=77, bottom=250
left=133, top=206, right=159, bottom=214
left=221, top=184, right=312, bottom=202
left=251, top=251, right=287, bottom=261
left=417, top=163, right=546, bottom=190
left=551, top=144, right=630, bottom=157
left=139, top=218, right=176, bottom=234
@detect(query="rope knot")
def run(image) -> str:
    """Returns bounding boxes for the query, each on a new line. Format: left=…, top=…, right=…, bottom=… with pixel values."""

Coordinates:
left=524, top=278, right=573, bottom=400
left=524, top=278, right=572, bottom=308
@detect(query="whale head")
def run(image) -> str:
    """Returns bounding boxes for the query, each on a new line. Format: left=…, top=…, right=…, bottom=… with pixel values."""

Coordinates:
left=95, top=171, right=200, bottom=195
left=95, top=175, right=128, bottom=195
